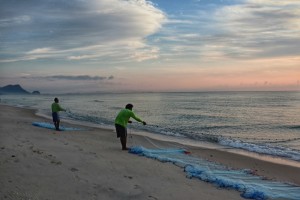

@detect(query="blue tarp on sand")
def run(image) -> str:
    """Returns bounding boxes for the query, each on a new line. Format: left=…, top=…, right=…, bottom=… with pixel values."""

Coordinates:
left=129, top=146, right=300, bottom=200
left=32, top=122, right=83, bottom=131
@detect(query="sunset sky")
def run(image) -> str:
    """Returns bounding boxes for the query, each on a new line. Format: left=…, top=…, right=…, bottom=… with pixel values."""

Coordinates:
left=1, top=0, right=299, bottom=93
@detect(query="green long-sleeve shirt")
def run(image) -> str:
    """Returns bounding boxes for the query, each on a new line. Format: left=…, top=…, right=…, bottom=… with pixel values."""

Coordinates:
left=51, top=102, right=65, bottom=113
left=115, top=108, right=143, bottom=128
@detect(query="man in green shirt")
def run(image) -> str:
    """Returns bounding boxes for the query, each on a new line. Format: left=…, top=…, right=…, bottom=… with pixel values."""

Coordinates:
left=51, top=98, right=66, bottom=131
left=115, top=104, right=146, bottom=150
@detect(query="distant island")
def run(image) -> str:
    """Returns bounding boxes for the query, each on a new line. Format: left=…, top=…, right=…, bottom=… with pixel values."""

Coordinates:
left=0, top=84, right=40, bottom=95
left=32, top=91, right=41, bottom=95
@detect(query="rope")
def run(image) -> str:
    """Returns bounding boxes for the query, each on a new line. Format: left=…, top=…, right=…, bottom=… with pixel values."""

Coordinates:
left=127, top=126, right=137, bottom=146
left=144, top=136, right=162, bottom=149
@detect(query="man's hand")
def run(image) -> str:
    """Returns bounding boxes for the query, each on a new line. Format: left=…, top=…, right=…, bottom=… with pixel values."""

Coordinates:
left=142, top=121, right=147, bottom=125
left=128, top=120, right=132, bottom=123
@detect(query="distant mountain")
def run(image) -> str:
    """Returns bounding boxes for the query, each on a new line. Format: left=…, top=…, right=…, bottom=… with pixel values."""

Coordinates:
left=0, top=84, right=30, bottom=94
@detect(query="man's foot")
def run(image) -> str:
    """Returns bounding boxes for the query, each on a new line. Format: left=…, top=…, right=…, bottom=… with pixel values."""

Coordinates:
left=122, top=147, right=129, bottom=150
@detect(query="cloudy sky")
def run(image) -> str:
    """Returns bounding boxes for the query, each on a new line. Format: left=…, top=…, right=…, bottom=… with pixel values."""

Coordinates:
left=0, top=0, right=299, bottom=93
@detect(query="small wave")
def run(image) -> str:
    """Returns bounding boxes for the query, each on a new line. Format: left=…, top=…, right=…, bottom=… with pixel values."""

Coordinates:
left=276, top=125, right=300, bottom=130
left=288, top=125, right=300, bottom=129
left=219, top=138, right=300, bottom=162
left=92, top=100, right=104, bottom=103
left=66, top=111, right=112, bottom=126
left=137, top=125, right=222, bottom=143
left=141, top=125, right=185, bottom=138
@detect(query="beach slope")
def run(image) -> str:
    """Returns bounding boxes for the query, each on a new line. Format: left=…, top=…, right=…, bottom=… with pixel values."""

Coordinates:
left=0, top=105, right=299, bottom=200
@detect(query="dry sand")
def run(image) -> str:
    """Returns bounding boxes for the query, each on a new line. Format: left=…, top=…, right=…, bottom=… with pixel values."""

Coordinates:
left=1, top=104, right=299, bottom=200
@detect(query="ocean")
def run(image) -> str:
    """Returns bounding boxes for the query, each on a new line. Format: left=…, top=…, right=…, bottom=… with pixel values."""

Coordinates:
left=1, top=91, right=300, bottom=162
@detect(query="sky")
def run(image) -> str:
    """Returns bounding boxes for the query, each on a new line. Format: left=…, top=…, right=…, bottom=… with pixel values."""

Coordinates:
left=0, top=0, right=299, bottom=93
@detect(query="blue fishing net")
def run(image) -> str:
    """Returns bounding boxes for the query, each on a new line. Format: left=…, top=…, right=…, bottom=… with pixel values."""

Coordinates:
left=32, top=122, right=83, bottom=131
left=129, top=146, right=300, bottom=200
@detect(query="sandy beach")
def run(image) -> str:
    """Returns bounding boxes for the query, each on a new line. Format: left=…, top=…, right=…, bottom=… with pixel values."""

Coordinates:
left=1, top=104, right=299, bottom=200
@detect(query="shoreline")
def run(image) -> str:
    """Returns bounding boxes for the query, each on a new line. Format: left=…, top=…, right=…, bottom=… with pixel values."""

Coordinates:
left=3, top=104, right=300, bottom=184
left=127, top=129, right=300, bottom=168
left=1, top=104, right=300, bottom=200
left=34, top=103, right=300, bottom=168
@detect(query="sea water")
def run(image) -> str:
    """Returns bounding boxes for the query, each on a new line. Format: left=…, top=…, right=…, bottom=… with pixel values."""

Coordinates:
left=1, top=91, right=300, bottom=162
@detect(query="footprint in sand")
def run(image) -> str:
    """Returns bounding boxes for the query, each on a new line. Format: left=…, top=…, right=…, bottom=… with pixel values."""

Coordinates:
left=33, top=149, right=43, bottom=154
left=148, top=195, right=158, bottom=200
left=70, top=167, right=79, bottom=172
left=124, top=175, right=133, bottom=179
left=73, top=145, right=83, bottom=152
left=9, top=155, right=20, bottom=163
left=29, top=146, right=62, bottom=165
left=88, top=152, right=98, bottom=158
left=50, top=160, right=62, bottom=165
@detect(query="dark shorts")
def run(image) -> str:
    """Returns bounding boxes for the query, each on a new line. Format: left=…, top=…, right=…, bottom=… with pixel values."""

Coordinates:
left=115, top=124, right=127, bottom=138
left=52, top=112, right=60, bottom=122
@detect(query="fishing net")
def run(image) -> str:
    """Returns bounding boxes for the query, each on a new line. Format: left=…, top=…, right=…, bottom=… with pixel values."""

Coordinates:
left=129, top=146, right=300, bottom=200
left=32, top=122, right=82, bottom=131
